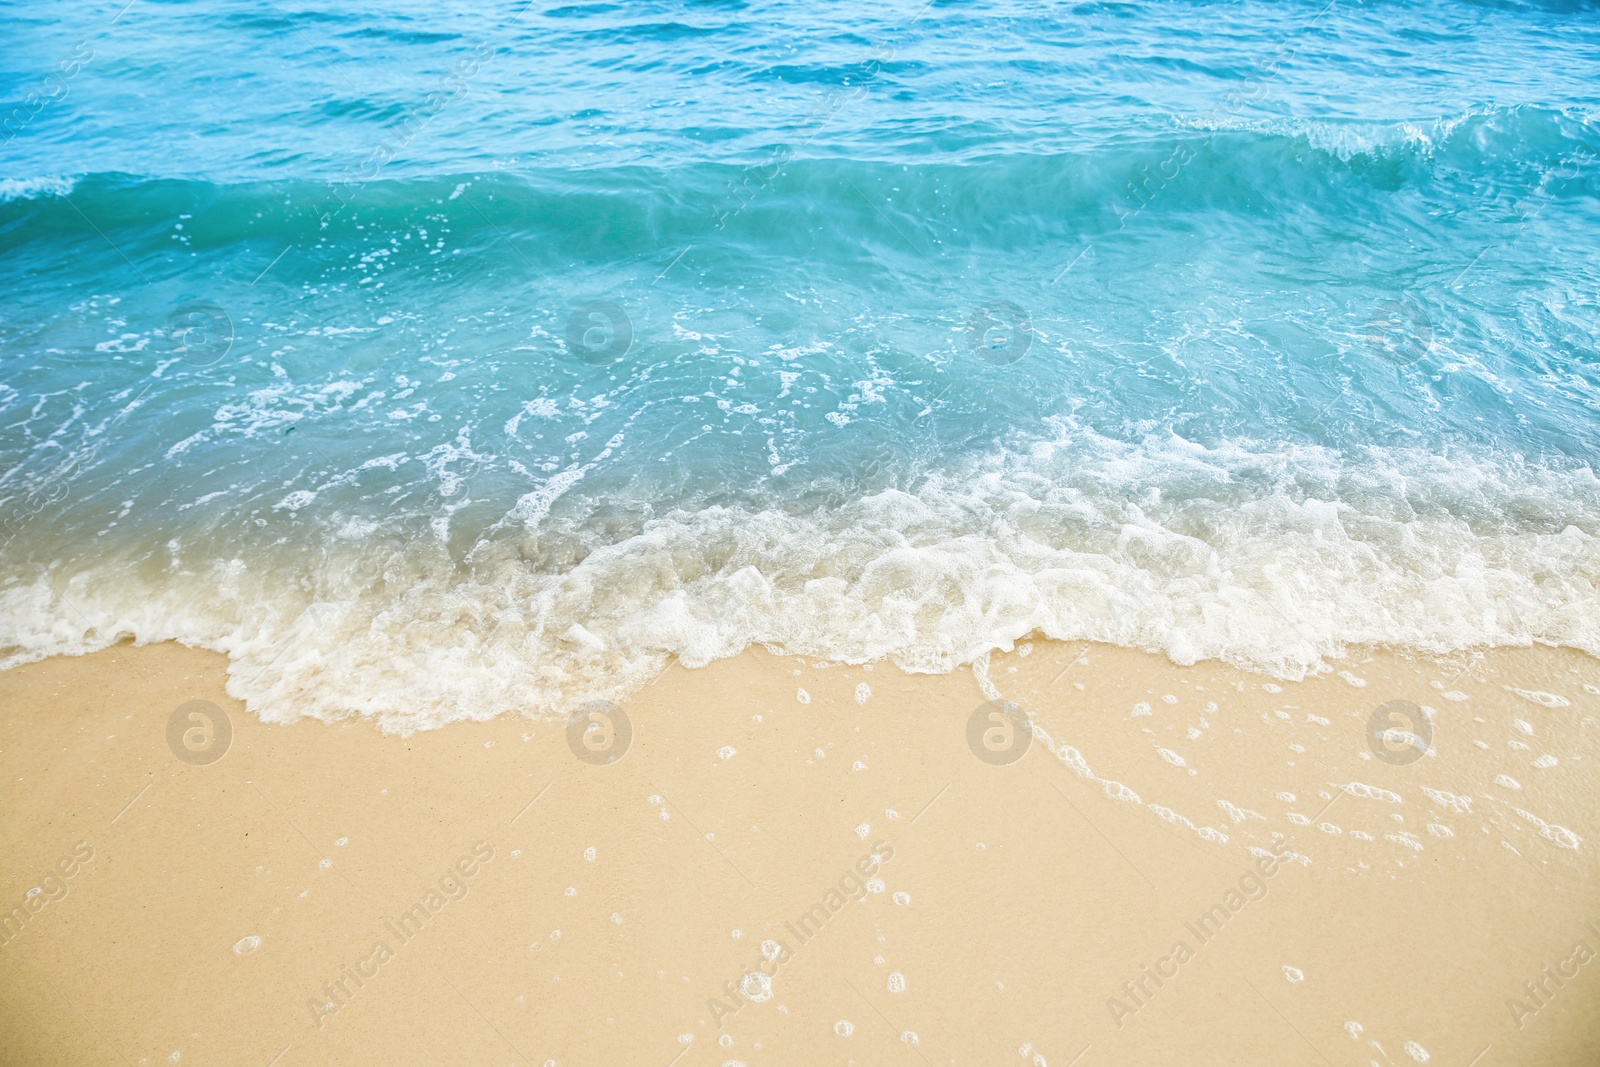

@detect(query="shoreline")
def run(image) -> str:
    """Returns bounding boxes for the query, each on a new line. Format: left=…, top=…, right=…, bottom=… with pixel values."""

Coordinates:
left=2, top=638, right=1598, bottom=1065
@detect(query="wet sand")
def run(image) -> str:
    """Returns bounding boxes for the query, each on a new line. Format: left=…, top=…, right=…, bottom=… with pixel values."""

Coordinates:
left=2, top=638, right=1597, bottom=1066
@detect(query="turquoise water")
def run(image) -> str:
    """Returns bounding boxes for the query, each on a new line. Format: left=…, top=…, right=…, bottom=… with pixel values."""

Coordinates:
left=3, top=0, right=1599, bottom=730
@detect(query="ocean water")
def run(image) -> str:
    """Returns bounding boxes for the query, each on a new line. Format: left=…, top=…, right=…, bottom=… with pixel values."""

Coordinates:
left=2, top=0, right=1598, bottom=731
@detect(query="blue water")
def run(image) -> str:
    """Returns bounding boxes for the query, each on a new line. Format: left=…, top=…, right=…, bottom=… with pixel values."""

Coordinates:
left=3, top=0, right=1599, bottom=730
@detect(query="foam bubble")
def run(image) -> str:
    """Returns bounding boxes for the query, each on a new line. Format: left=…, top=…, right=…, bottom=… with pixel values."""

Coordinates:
left=0, top=176, right=77, bottom=202
left=739, top=971, right=771, bottom=1002
left=1506, top=688, right=1570, bottom=708
left=1423, top=787, right=1472, bottom=814
left=1342, top=782, right=1403, bottom=804
left=1512, top=807, right=1581, bottom=850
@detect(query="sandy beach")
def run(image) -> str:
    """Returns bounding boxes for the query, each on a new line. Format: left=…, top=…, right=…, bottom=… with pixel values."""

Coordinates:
left=7, top=1, right=1600, bottom=1064
left=3, top=639, right=1596, bottom=1066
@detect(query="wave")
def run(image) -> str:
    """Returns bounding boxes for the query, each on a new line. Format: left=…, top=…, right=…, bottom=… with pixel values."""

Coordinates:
left=2, top=426, right=1596, bottom=733
left=3, top=106, right=1593, bottom=264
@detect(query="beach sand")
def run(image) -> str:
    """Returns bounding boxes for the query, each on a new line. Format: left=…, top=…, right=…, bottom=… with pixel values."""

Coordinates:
left=2, top=639, right=1597, bottom=1066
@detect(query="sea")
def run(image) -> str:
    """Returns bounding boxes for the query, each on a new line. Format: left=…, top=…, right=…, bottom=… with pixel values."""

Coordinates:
left=2, top=0, right=1598, bottom=730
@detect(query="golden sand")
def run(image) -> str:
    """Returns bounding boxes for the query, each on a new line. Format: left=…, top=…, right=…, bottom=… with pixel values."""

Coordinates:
left=2, top=639, right=1597, bottom=1065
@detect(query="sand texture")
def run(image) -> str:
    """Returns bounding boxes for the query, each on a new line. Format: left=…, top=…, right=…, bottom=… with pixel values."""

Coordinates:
left=2, top=639, right=1598, bottom=1066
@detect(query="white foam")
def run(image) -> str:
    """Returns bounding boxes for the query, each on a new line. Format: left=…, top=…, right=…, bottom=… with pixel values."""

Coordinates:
left=1511, top=807, right=1581, bottom=850
left=1217, top=800, right=1263, bottom=823
left=1422, top=787, right=1472, bottom=814
left=1506, top=687, right=1570, bottom=708
left=0, top=176, right=77, bottom=201
left=1342, top=782, right=1402, bottom=804
left=4, top=430, right=1600, bottom=733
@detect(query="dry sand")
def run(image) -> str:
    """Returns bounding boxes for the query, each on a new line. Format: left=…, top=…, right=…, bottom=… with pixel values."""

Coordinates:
left=2, top=638, right=1598, bottom=1066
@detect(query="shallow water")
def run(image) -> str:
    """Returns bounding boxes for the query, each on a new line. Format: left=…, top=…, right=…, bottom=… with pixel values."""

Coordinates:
left=2, top=0, right=1598, bottom=729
